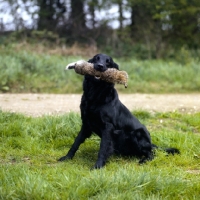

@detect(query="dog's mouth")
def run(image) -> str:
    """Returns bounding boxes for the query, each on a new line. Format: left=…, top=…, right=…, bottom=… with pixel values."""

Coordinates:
left=95, top=75, right=101, bottom=80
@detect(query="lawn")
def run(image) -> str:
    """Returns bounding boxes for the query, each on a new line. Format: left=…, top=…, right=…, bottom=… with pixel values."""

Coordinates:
left=0, top=110, right=200, bottom=199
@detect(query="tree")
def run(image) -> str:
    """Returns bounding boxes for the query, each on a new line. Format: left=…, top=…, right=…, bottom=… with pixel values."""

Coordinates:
left=165, top=0, right=200, bottom=48
left=1, top=0, right=199, bottom=58
left=87, top=0, right=98, bottom=28
left=37, top=0, right=66, bottom=31
left=128, top=0, right=164, bottom=58
left=127, top=0, right=200, bottom=58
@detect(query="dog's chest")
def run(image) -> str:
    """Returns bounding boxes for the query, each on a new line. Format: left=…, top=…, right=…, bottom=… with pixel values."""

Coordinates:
left=82, top=103, right=107, bottom=135
left=87, top=106, right=103, bottom=125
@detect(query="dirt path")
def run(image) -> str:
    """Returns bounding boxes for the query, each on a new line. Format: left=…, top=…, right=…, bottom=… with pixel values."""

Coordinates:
left=0, top=93, right=200, bottom=116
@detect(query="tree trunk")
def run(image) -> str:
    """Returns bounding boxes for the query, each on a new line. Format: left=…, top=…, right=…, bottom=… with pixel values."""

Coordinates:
left=118, top=1, right=123, bottom=31
left=37, top=0, right=55, bottom=31
left=37, top=0, right=66, bottom=31
left=70, top=0, right=86, bottom=31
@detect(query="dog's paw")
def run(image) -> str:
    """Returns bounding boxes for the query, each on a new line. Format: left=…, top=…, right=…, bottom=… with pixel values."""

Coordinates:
left=91, top=160, right=105, bottom=169
left=58, top=155, right=71, bottom=162
left=138, top=158, right=147, bottom=164
left=139, top=154, right=154, bottom=164
left=91, top=165, right=103, bottom=170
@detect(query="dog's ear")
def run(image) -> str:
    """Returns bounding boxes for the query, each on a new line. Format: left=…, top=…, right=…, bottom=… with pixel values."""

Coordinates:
left=88, top=58, right=94, bottom=63
left=110, top=59, right=119, bottom=69
left=113, top=62, right=119, bottom=69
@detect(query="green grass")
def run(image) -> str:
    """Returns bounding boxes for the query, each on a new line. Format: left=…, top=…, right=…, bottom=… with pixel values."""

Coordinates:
left=0, top=45, right=84, bottom=93
left=117, top=59, right=200, bottom=93
left=0, top=44, right=200, bottom=93
left=0, top=110, right=200, bottom=199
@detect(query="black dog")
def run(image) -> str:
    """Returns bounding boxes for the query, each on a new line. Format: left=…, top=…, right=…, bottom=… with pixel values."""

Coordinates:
left=58, top=53, right=179, bottom=169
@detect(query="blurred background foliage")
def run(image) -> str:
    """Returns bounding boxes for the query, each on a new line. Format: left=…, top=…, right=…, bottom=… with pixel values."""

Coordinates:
left=0, top=44, right=200, bottom=93
left=0, top=0, right=199, bottom=59
left=0, top=0, right=200, bottom=93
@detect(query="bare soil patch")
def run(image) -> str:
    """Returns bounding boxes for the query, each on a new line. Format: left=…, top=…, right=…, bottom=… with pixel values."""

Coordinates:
left=0, top=93, right=200, bottom=116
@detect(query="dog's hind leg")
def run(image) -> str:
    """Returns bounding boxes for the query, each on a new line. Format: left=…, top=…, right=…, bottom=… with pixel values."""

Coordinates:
left=58, top=125, right=92, bottom=161
left=131, top=128, right=154, bottom=164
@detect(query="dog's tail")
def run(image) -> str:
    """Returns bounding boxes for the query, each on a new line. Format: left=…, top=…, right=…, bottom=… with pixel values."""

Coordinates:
left=152, top=144, right=180, bottom=155
left=164, top=147, right=180, bottom=155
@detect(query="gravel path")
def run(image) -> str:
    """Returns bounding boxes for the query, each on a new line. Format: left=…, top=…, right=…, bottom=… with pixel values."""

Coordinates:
left=0, top=93, right=200, bottom=116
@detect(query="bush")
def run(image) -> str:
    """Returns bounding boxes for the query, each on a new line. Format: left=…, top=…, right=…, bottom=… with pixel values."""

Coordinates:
left=0, top=43, right=200, bottom=93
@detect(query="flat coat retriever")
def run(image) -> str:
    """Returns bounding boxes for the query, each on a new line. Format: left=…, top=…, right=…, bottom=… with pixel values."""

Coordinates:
left=58, top=54, right=179, bottom=169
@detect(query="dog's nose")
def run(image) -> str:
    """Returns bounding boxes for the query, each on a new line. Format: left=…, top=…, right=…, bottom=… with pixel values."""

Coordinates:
left=97, top=64, right=104, bottom=71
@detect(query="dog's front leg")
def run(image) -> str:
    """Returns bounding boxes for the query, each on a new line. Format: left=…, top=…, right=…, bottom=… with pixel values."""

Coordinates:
left=58, top=125, right=92, bottom=162
left=93, top=123, right=114, bottom=169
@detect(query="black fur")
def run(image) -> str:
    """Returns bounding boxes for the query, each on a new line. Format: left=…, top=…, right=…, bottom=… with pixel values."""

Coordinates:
left=58, top=53, right=179, bottom=169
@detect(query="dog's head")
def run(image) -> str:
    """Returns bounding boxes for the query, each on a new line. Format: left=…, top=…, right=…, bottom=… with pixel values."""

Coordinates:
left=88, top=54, right=119, bottom=72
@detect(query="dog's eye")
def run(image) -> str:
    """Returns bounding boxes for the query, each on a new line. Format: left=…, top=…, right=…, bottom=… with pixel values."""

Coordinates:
left=106, top=59, right=109, bottom=63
